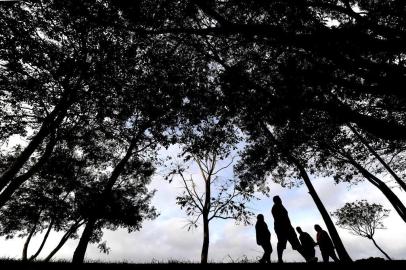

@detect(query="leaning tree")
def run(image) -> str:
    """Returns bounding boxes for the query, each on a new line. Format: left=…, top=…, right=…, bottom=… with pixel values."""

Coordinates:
left=0, top=0, right=141, bottom=208
left=333, top=200, right=392, bottom=260
left=71, top=9, right=218, bottom=262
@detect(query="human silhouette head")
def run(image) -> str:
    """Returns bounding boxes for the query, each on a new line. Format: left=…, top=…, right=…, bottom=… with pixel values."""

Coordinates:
left=273, top=195, right=282, bottom=204
left=296, top=226, right=303, bottom=234
left=314, top=224, right=322, bottom=232
left=257, top=214, right=264, bottom=221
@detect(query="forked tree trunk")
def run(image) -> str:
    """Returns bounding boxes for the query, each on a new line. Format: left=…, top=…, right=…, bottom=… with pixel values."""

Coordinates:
left=29, top=219, right=54, bottom=261
left=44, top=220, right=84, bottom=262
left=22, top=222, right=38, bottom=261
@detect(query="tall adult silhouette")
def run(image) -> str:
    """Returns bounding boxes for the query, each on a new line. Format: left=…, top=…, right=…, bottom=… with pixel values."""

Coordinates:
left=314, top=224, right=339, bottom=263
left=296, top=227, right=318, bottom=262
left=255, top=214, right=272, bottom=263
left=271, top=195, right=313, bottom=263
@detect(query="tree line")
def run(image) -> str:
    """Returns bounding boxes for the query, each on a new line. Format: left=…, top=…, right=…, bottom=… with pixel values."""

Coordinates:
left=0, top=0, right=405, bottom=264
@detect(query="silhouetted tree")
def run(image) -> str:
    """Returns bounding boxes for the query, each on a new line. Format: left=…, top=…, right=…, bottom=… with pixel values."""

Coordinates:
left=118, top=0, right=406, bottom=222
left=166, top=115, right=255, bottom=264
left=216, top=44, right=406, bottom=227
left=299, top=121, right=406, bottom=224
left=2, top=1, right=406, bottom=264
left=0, top=123, right=90, bottom=261
left=71, top=136, right=159, bottom=263
left=70, top=17, right=214, bottom=262
left=111, top=0, right=406, bottom=139
left=234, top=123, right=352, bottom=262
left=0, top=137, right=157, bottom=262
left=169, top=151, right=254, bottom=264
left=0, top=0, right=137, bottom=207
left=130, top=0, right=406, bottom=141
left=333, top=200, right=392, bottom=260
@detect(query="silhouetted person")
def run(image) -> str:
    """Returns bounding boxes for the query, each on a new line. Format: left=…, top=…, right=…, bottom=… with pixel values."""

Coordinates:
left=271, top=196, right=309, bottom=263
left=296, top=227, right=318, bottom=262
left=255, top=214, right=272, bottom=263
left=314, top=224, right=339, bottom=262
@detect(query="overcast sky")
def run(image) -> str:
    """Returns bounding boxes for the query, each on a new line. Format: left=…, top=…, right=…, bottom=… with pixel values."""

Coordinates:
left=0, top=145, right=405, bottom=263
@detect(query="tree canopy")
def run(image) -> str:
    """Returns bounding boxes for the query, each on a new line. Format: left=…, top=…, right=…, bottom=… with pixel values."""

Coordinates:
left=0, top=0, right=405, bottom=263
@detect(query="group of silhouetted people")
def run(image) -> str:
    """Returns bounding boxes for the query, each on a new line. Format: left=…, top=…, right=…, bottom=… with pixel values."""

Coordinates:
left=255, top=195, right=340, bottom=263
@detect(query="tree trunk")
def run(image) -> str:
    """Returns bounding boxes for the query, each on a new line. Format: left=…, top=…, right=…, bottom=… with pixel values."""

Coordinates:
left=349, top=124, right=406, bottom=192
left=0, top=89, right=72, bottom=192
left=201, top=169, right=211, bottom=264
left=44, top=220, right=83, bottom=262
left=201, top=215, right=210, bottom=264
left=290, top=156, right=352, bottom=262
left=29, top=219, right=54, bottom=261
left=0, top=134, right=57, bottom=209
left=346, top=154, right=406, bottom=223
left=371, top=237, right=392, bottom=260
left=260, top=122, right=352, bottom=262
left=72, top=217, right=97, bottom=264
left=71, top=132, right=142, bottom=263
left=22, top=222, right=38, bottom=261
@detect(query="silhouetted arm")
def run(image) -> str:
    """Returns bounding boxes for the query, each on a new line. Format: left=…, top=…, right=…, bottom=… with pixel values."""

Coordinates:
left=255, top=224, right=261, bottom=245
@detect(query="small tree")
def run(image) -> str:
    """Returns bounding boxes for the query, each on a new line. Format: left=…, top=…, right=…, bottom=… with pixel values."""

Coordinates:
left=166, top=117, right=255, bottom=264
left=332, top=200, right=391, bottom=260
left=169, top=151, right=254, bottom=264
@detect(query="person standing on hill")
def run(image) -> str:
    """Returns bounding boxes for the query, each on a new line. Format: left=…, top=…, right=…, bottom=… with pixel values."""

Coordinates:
left=255, top=214, right=272, bottom=263
left=314, top=224, right=339, bottom=262
left=271, top=195, right=312, bottom=263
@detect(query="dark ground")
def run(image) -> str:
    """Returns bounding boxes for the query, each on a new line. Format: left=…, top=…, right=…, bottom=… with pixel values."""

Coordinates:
left=1, top=259, right=406, bottom=270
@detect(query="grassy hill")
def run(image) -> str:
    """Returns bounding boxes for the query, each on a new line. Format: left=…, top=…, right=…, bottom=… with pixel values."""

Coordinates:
left=0, top=258, right=405, bottom=270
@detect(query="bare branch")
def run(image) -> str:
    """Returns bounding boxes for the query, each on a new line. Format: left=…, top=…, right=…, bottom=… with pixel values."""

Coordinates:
left=178, top=170, right=204, bottom=211
left=210, top=184, right=239, bottom=219
left=212, top=156, right=235, bottom=175
left=209, top=215, right=236, bottom=221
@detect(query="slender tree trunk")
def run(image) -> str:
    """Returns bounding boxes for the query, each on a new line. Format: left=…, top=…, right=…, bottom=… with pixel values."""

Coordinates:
left=44, top=220, right=83, bottom=262
left=201, top=214, right=210, bottom=264
left=346, top=154, right=406, bottom=223
left=22, top=222, right=38, bottom=261
left=44, top=234, right=72, bottom=262
left=72, top=217, right=97, bottom=264
left=289, top=156, right=352, bottom=262
left=349, top=124, right=406, bottom=192
left=0, top=90, right=72, bottom=192
left=29, top=219, right=54, bottom=261
left=0, top=134, right=57, bottom=209
left=201, top=176, right=211, bottom=264
left=260, top=122, right=352, bottom=262
left=371, top=237, right=392, bottom=260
